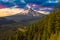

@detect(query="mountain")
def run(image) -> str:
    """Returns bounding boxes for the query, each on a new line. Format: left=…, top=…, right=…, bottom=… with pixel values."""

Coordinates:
left=0, top=7, right=47, bottom=25
left=5, top=8, right=45, bottom=22
left=0, top=5, right=51, bottom=25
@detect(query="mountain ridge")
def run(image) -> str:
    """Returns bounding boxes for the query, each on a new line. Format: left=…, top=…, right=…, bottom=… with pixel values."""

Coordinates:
left=5, top=8, right=45, bottom=22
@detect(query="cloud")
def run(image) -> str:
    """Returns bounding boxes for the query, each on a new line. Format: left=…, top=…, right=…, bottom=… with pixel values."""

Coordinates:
left=0, top=8, right=28, bottom=17
left=47, top=0, right=59, bottom=3
left=2, top=0, right=9, bottom=2
left=26, top=4, right=31, bottom=8
left=20, top=0, right=26, bottom=3
left=0, top=0, right=59, bottom=8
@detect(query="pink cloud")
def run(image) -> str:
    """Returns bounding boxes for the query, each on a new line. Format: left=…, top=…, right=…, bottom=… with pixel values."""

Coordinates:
left=0, top=4, right=8, bottom=9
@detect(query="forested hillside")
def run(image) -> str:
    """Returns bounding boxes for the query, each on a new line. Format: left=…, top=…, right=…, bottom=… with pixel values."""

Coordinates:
left=0, top=8, right=60, bottom=40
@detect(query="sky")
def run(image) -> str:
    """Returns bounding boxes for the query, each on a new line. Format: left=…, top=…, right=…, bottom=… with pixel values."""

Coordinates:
left=0, top=0, right=59, bottom=10
left=0, top=0, right=59, bottom=6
